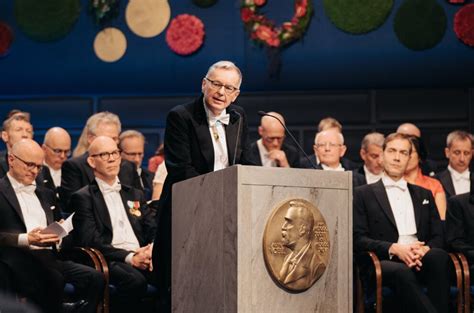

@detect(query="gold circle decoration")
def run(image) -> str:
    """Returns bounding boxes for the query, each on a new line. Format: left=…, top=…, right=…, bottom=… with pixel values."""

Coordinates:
left=262, top=199, right=330, bottom=293
left=93, top=27, right=127, bottom=63
left=126, top=0, right=171, bottom=38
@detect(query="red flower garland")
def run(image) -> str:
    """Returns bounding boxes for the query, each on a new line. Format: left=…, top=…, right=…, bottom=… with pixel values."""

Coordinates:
left=454, top=4, right=474, bottom=47
left=0, top=22, right=14, bottom=57
left=166, top=14, right=205, bottom=56
left=240, top=0, right=313, bottom=48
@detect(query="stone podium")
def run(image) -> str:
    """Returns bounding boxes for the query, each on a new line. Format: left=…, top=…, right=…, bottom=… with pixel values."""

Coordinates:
left=172, top=165, right=352, bottom=313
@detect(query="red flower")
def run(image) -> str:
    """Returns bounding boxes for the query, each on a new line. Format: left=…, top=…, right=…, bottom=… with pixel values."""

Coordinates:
left=0, top=22, right=13, bottom=57
left=282, top=22, right=293, bottom=31
left=255, top=0, right=266, bottom=6
left=255, top=25, right=275, bottom=41
left=454, top=4, right=474, bottom=47
left=295, top=4, right=307, bottom=17
left=266, top=37, right=280, bottom=47
left=241, top=8, right=253, bottom=23
left=166, top=14, right=205, bottom=55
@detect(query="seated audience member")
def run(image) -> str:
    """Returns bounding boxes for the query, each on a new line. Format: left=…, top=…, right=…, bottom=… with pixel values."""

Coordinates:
left=436, top=130, right=474, bottom=199
left=61, top=112, right=141, bottom=210
left=38, top=127, right=71, bottom=199
left=250, top=112, right=300, bottom=168
left=397, top=122, right=438, bottom=176
left=152, top=162, right=167, bottom=200
left=405, top=136, right=447, bottom=220
left=303, top=128, right=364, bottom=187
left=358, top=132, right=384, bottom=184
left=354, top=133, right=449, bottom=313
left=0, top=139, right=104, bottom=313
left=316, top=117, right=359, bottom=170
left=72, top=136, right=156, bottom=313
left=0, top=112, right=33, bottom=177
left=147, top=144, right=164, bottom=173
left=119, top=130, right=154, bottom=200
left=446, top=180, right=474, bottom=279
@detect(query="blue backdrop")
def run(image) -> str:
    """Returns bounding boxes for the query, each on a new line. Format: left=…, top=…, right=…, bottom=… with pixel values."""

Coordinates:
left=0, top=0, right=473, bottom=96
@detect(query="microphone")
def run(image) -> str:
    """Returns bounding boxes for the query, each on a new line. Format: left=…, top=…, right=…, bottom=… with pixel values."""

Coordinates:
left=231, top=109, right=242, bottom=166
left=257, top=111, right=317, bottom=169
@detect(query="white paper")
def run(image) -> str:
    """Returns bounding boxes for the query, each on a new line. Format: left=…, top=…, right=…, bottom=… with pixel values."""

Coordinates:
left=40, top=213, right=75, bottom=239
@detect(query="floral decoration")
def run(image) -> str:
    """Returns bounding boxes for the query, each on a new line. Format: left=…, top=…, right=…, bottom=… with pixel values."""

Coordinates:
left=89, top=0, right=120, bottom=26
left=240, top=0, right=313, bottom=48
left=454, top=3, right=474, bottom=47
left=0, top=22, right=14, bottom=57
left=166, top=14, right=205, bottom=56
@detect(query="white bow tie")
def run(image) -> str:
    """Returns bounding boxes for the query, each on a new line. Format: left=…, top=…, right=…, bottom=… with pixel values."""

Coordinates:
left=101, top=183, right=121, bottom=194
left=209, top=114, right=230, bottom=127
left=385, top=180, right=407, bottom=191
left=15, top=184, right=36, bottom=195
left=452, top=171, right=470, bottom=181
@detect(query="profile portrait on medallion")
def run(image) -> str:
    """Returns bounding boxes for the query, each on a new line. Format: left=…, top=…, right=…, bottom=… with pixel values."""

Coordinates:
left=263, top=199, right=330, bottom=292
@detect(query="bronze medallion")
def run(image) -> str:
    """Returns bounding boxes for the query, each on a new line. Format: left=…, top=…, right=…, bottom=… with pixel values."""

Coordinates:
left=262, top=199, right=330, bottom=292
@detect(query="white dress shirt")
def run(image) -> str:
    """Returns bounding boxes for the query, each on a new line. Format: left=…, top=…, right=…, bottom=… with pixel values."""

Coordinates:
left=382, top=175, right=418, bottom=244
left=448, top=165, right=470, bottom=195
left=44, top=163, right=61, bottom=188
left=153, top=162, right=168, bottom=184
left=8, top=173, right=48, bottom=248
left=256, top=139, right=276, bottom=167
left=203, top=101, right=229, bottom=171
left=364, top=165, right=383, bottom=184
left=96, top=177, right=140, bottom=263
left=321, top=163, right=345, bottom=171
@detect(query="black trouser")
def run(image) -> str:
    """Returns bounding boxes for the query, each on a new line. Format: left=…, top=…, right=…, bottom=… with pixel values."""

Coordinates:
left=381, top=248, right=451, bottom=313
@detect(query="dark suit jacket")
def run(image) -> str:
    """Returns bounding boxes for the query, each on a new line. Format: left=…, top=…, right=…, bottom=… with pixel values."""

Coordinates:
left=60, top=153, right=141, bottom=212
left=0, top=176, right=61, bottom=246
left=435, top=169, right=474, bottom=199
left=71, top=181, right=156, bottom=262
left=353, top=180, right=444, bottom=261
left=249, top=141, right=301, bottom=168
left=300, top=155, right=365, bottom=188
left=36, top=166, right=59, bottom=197
left=0, top=150, right=8, bottom=178
left=140, top=167, right=154, bottom=200
left=446, top=191, right=474, bottom=263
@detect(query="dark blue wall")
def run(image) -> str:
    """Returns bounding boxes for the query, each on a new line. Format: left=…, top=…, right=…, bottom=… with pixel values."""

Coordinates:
left=0, top=0, right=473, bottom=96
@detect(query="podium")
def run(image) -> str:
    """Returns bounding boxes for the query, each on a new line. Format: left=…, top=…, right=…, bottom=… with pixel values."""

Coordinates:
left=172, top=165, right=352, bottom=313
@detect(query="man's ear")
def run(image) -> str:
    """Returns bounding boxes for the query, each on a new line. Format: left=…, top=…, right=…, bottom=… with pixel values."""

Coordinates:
left=87, top=156, right=96, bottom=169
left=1, top=131, right=9, bottom=144
left=444, top=147, right=450, bottom=159
left=258, top=126, right=264, bottom=137
left=340, top=145, right=347, bottom=158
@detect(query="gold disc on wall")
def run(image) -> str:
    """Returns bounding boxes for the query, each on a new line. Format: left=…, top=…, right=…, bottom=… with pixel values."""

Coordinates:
left=93, top=27, right=127, bottom=63
left=126, top=0, right=171, bottom=38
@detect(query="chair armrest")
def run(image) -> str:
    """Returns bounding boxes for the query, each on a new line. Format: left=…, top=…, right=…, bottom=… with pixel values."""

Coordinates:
left=448, top=253, right=463, bottom=313
left=454, top=253, right=470, bottom=313
left=87, top=248, right=110, bottom=313
left=367, top=251, right=383, bottom=313
left=59, top=247, right=101, bottom=272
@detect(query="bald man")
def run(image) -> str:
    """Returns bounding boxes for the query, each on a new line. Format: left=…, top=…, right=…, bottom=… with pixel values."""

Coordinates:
left=397, top=122, right=438, bottom=176
left=72, top=136, right=156, bottom=313
left=250, top=112, right=300, bottom=168
left=0, top=139, right=104, bottom=313
left=37, top=127, right=71, bottom=197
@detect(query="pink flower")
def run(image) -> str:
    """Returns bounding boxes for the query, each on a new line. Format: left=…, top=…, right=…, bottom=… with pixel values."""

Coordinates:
left=241, top=8, right=253, bottom=23
left=255, top=0, right=266, bottom=6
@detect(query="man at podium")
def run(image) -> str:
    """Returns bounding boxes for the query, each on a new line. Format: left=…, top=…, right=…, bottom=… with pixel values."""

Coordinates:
left=153, top=60, right=255, bottom=313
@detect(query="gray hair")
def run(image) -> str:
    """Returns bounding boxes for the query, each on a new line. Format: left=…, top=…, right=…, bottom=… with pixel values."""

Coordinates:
left=361, top=132, right=385, bottom=150
left=446, top=130, right=474, bottom=148
left=119, top=130, right=145, bottom=149
left=314, top=130, right=344, bottom=145
left=205, top=60, right=242, bottom=88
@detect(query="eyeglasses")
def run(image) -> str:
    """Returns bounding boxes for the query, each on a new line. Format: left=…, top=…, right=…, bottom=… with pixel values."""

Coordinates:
left=315, top=142, right=342, bottom=149
left=204, top=77, right=239, bottom=94
left=121, top=151, right=144, bottom=158
left=45, top=144, right=71, bottom=157
left=263, top=136, right=285, bottom=143
left=11, top=154, right=43, bottom=171
left=90, top=149, right=121, bottom=161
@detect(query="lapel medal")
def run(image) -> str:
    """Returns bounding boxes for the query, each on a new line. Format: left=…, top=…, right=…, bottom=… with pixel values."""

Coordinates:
left=127, top=200, right=142, bottom=217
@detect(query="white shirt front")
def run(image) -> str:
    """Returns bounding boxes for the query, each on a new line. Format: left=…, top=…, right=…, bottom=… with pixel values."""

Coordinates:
left=96, top=177, right=140, bottom=256
left=448, top=165, right=470, bottom=195
left=8, top=173, right=48, bottom=248
left=203, top=101, right=229, bottom=171
left=382, top=175, right=418, bottom=244
left=256, top=139, right=276, bottom=167
left=321, top=163, right=345, bottom=171
left=364, top=165, right=383, bottom=184
left=44, top=163, right=61, bottom=188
